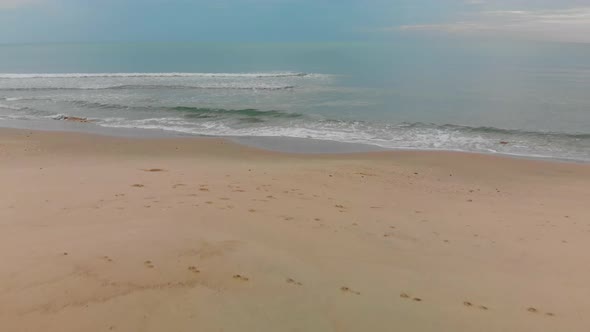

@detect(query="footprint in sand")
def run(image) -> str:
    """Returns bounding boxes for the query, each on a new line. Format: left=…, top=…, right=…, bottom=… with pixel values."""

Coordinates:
left=102, top=256, right=113, bottom=262
left=527, top=307, right=554, bottom=317
left=400, top=293, right=421, bottom=302
left=233, top=274, right=249, bottom=281
left=248, top=209, right=256, bottom=213
left=144, top=260, right=155, bottom=269
left=340, top=286, right=360, bottom=295
left=286, top=278, right=303, bottom=286
left=131, top=184, right=145, bottom=188
left=142, top=168, right=165, bottom=172
left=187, top=266, right=200, bottom=274
left=464, top=301, right=489, bottom=310
left=172, top=184, right=186, bottom=189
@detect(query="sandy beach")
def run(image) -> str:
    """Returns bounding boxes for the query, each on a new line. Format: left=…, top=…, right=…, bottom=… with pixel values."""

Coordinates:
left=1, top=127, right=589, bottom=332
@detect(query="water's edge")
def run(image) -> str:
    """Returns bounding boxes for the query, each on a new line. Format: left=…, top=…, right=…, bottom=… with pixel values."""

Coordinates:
left=2, top=118, right=587, bottom=164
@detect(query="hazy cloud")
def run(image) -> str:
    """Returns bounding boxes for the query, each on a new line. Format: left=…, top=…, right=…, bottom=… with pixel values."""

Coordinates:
left=396, top=6, right=590, bottom=43
left=0, top=0, right=43, bottom=9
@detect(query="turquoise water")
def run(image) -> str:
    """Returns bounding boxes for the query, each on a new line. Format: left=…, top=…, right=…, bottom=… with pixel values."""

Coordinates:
left=0, top=40, right=589, bottom=160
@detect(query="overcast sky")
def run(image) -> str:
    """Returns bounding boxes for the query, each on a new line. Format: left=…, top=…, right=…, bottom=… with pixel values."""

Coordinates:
left=0, top=0, right=589, bottom=43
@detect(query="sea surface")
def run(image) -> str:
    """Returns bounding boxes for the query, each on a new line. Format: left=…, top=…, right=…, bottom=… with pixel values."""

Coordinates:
left=1, top=40, right=589, bottom=161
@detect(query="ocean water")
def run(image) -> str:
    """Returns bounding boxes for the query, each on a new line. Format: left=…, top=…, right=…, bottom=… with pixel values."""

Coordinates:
left=0, top=40, right=589, bottom=161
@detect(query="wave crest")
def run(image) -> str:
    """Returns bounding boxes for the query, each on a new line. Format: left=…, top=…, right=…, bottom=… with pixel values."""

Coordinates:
left=0, top=72, right=316, bottom=79
left=0, top=84, right=296, bottom=92
left=173, top=106, right=303, bottom=120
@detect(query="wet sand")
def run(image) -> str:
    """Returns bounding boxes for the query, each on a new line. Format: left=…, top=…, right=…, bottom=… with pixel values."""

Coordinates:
left=1, top=128, right=589, bottom=332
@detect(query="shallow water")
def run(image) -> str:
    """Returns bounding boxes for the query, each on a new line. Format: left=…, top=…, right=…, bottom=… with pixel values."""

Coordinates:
left=1, top=41, right=589, bottom=161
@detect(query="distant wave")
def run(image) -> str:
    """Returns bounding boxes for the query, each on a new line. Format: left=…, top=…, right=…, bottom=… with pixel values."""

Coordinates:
left=0, top=97, right=52, bottom=102
left=0, top=72, right=317, bottom=79
left=0, top=84, right=296, bottom=91
left=1, top=97, right=26, bottom=101
left=110, top=85, right=296, bottom=91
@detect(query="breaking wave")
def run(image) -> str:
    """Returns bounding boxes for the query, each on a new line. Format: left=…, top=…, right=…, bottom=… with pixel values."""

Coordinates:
left=0, top=72, right=317, bottom=79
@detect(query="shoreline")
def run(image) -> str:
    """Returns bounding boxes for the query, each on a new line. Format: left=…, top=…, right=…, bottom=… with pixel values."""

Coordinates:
left=2, top=127, right=590, bottom=331
left=1, top=118, right=588, bottom=164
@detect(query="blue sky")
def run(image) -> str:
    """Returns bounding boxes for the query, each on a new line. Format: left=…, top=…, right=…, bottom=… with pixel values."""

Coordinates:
left=0, top=0, right=589, bottom=43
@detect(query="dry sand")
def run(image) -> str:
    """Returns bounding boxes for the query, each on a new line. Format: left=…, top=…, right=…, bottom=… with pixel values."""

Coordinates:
left=1, top=128, right=589, bottom=332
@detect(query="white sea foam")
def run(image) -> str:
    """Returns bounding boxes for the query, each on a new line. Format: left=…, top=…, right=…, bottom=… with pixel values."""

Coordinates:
left=0, top=72, right=331, bottom=93
left=49, top=114, right=68, bottom=120
left=94, top=117, right=590, bottom=162
left=3, top=106, right=587, bottom=161
left=0, top=72, right=326, bottom=79
left=0, top=84, right=297, bottom=91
